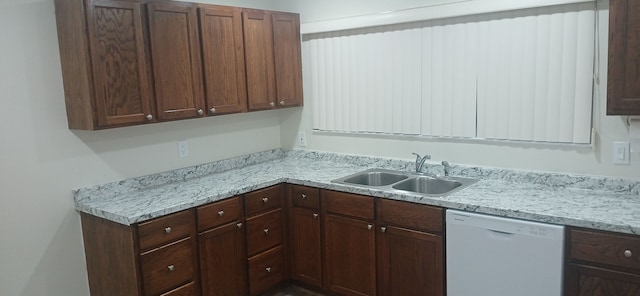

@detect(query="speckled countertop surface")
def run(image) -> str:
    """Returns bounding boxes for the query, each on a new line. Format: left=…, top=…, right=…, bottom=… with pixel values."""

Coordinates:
left=74, top=149, right=640, bottom=235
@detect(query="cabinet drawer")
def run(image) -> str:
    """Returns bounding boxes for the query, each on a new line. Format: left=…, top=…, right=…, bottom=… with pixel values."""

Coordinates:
left=323, top=190, right=374, bottom=220
left=248, top=245, right=285, bottom=296
left=140, top=238, right=195, bottom=296
left=160, top=281, right=196, bottom=296
left=570, top=229, right=640, bottom=270
left=245, top=185, right=283, bottom=216
left=197, top=196, right=243, bottom=231
left=138, top=210, right=195, bottom=251
left=377, top=198, right=443, bottom=233
left=246, top=208, right=283, bottom=256
left=290, top=185, right=319, bottom=209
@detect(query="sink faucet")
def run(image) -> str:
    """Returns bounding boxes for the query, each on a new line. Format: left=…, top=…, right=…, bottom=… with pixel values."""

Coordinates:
left=442, top=161, right=451, bottom=176
left=412, top=153, right=431, bottom=174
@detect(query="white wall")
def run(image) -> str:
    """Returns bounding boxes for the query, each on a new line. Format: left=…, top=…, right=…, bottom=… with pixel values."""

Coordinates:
left=0, top=0, right=278, bottom=295
left=277, top=0, right=640, bottom=179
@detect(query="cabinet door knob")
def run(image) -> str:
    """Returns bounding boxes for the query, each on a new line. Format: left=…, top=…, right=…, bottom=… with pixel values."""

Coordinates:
left=625, top=250, right=633, bottom=258
left=264, top=228, right=269, bottom=234
left=269, top=102, right=275, bottom=107
left=168, top=265, right=175, bottom=272
left=279, top=100, right=285, bottom=106
left=313, top=213, right=319, bottom=219
left=262, top=197, right=269, bottom=203
left=367, top=224, right=373, bottom=230
left=146, top=114, right=153, bottom=121
left=236, top=222, right=243, bottom=228
left=301, top=193, right=307, bottom=199
left=218, top=210, right=224, bottom=217
left=164, top=227, right=172, bottom=234
left=381, top=227, right=387, bottom=233
left=197, top=109, right=204, bottom=115
left=265, top=267, right=272, bottom=273
left=209, top=107, right=216, bottom=114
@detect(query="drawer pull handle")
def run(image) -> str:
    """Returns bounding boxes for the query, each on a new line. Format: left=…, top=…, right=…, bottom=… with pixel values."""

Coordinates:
left=164, top=227, right=172, bottom=234
left=264, top=228, right=269, bottom=234
left=625, top=250, right=633, bottom=258
left=168, top=265, right=175, bottom=272
left=381, top=226, right=387, bottom=233
left=301, top=194, right=307, bottom=199
left=313, top=213, right=319, bottom=219
left=367, top=224, right=373, bottom=230
left=237, top=222, right=243, bottom=228
left=266, top=267, right=272, bottom=273
left=262, top=197, right=269, bottom=203
left=218, top=210, right=224, bottom=217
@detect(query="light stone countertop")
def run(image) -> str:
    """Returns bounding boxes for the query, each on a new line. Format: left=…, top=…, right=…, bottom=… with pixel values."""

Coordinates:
left=74, top=149, right=640, bottom=235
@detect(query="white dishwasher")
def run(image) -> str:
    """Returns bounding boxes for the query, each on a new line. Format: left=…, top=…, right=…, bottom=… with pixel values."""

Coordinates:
left=446, top=210, right=565, bottom=296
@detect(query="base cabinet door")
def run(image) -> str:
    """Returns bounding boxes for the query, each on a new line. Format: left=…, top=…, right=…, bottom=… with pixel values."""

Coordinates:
left=198, top=222, right=247, bottom=296
left=567, top=264, right=640, bottom=296
left=290, top=207, right=322, bottom=287
left=377, top=226, right=443, bottom=296
left=324, top=214, right=376, bottom=296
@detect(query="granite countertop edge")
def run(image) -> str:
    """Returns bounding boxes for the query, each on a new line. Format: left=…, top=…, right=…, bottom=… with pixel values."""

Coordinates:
left=74, top=149, right=640, bottom=235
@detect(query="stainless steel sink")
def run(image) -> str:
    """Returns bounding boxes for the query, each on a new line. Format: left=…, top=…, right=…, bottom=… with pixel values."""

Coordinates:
left=338, top=169, right=409, bottom=186
left=331, top=168, right=478, bottom=197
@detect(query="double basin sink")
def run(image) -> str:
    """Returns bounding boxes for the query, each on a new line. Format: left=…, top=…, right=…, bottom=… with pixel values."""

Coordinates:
left=332, top=168, right=478, bottom=197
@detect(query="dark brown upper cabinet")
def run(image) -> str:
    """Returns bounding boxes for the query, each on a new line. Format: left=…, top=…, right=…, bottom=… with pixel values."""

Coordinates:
left=607, top=0, right=640, bottom=115
left=55, top=0, right=303, bottom=130
left=56, top=0, right=156, bottom=129
left=243, top=10, right=303, bottom=111
left=272, top=12, right=303, bottom=108
left=147, top=2, right=206, bottom=121
left=199, top=5, right=248, bottom=115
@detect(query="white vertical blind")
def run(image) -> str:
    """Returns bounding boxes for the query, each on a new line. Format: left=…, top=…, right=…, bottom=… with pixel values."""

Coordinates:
left=307, top=3, right=595, bottom=144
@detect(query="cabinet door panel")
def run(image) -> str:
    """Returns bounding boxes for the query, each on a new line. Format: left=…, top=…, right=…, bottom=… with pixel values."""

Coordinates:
left=377, top=226, right=443, bottom=296
left=199, top=222, right=247, bottom=296
left=608, top=0, right=640, bottom=115
left=324, top=214, right=376, bottom=296
left=567, top=264, right=640, bottom=296
left=290, top=207, right=322, bottom=287
left=148, top=3, right=205, bottom=120
left=199, top=6, right=247, bottom=115
left=87, top=0, right=154, bottom=127
left=272, top=12, right=302, bottom=108
left=243, top=9, right=276, bottom=110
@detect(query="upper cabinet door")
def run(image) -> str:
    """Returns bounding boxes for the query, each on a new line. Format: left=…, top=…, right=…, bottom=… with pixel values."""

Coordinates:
left=148, top=2, right=205, bottom=121
left=86, top=0, right=154, bottom=127
left=199, top=5, right=248, bottom=115
left=608, top=0, right=640, bottom=115
left=243, top=9, right=277, bottom=111
left=272, top=12, right=303, bottom=108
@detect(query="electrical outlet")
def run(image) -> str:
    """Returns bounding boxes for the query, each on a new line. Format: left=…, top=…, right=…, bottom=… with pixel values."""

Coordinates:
left=178, top=140, right=189, bottom=158
left=613, top=141, right=630, bottom=165
left=297, top=131, right=307, bottom=147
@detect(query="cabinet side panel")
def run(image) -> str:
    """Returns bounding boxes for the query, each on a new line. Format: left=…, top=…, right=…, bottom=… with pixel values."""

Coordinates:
left=54, top=0, right=96, bottom=130
left=81, top=213, right=141, bottom=296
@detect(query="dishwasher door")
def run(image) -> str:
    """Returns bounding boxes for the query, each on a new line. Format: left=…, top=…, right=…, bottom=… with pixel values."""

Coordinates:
left=446, top=210, right=565, bottom=296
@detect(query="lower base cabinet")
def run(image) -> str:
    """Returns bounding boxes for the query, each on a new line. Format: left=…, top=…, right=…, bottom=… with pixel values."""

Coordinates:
left=566, top=228, right=640, bottom=296
left=198, top=222, right=247, bottom=296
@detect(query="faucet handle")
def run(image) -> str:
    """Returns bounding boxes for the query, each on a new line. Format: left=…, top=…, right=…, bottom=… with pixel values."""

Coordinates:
left=412, top=152, right=431, bottom=160
left=442, top=161, right=453, bottom=176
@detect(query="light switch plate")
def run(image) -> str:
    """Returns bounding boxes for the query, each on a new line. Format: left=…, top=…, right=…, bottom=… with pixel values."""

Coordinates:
left=178, top=140, right=189, bottom=158
left=297, top=131, right=307, bottom=147
left=613, top=141, right=630, bottom=165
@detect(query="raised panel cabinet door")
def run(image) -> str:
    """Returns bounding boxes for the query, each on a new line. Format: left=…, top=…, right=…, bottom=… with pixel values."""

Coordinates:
left=324, top=214, right=376, bottom=296
left=290, top=207, right=322, bottom=287
left=271, top=12, right=303, bottom=108
left=86, top=0, right=154, bottom=127
left=198, top=222, right=247, bottom=296
left=607, top=0, right=640, bottom=115
left=377, top=226, right=443, bottom=296
left=199, top=5, right=248, bottom=115
left=148, top=2, right=205, bottom=121
left=566, top=264, right=640, bottom=296
left=242, top=9, right=276, bottom=110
